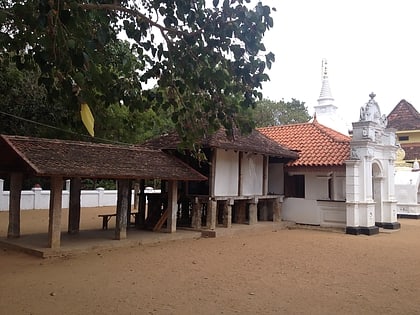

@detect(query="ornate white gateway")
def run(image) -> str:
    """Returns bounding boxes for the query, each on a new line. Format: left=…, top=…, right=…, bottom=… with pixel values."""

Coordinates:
left=345, top=93, right=400, bottom=235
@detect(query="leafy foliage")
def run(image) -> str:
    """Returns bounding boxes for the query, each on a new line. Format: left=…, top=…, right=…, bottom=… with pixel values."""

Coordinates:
left=0, top=0, right=276, bottom=144
left=253, top=98, right=312, bottom=127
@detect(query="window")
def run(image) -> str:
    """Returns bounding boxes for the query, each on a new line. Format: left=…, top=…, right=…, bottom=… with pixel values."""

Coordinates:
left=285, top=174, right=305, bottom=198
left=398, top=135, right=409, bottom=141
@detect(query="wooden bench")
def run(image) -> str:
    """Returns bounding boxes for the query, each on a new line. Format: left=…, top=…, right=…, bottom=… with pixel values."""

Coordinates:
left=98, top=212, right=138, bottom=230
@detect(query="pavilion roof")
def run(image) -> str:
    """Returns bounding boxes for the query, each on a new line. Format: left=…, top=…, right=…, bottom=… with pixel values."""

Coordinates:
left=0, top=135, right=207, bottom=181
left=142, top=128, right=299, bottom=160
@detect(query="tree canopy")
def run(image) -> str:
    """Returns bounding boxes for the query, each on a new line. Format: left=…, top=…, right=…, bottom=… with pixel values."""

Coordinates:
left=253, top=98, right=312, bottom=127
left=0, top=0, right=276, bottom=144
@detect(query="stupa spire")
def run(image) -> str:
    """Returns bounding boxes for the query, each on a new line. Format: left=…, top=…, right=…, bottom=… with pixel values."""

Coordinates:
left=317, top=59, right=334, bottom=106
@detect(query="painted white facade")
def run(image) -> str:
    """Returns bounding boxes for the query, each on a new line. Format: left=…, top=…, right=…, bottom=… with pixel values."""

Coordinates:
left=241, top=153, right=263, bottom=196
left=281, top=171, right=347, bottom=227
left=213, top=148, right=265, bottom=197
left=213, top=149, right=239, bottom=196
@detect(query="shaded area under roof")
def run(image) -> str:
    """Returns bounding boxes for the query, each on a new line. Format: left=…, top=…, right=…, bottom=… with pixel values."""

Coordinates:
left=142, top=128, right=299, bottom=160
left=0, top=135, right=207, bottom=181
left=258, top=120, right=350, bottom=168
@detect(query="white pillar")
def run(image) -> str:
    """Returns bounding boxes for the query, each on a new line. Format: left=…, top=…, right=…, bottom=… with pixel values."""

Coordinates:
left=166, top=180, right=178, bottom=233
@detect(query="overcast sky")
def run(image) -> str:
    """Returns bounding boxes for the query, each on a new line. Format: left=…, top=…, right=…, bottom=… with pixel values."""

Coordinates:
left=258, top=0, right=420, bottom=124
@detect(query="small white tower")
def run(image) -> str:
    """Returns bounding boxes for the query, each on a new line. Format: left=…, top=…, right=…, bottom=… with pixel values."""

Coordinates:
left=313, top=59, right=350, bottom=135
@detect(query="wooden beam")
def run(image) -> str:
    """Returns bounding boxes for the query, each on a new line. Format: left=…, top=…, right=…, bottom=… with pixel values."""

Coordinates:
left=7, top=172, right=23, bottom=238
left=48, top=176, right=63, bottom=248
left=68, top=177, right=81, bottom=235
left=115, top=179, right=130, bottom=240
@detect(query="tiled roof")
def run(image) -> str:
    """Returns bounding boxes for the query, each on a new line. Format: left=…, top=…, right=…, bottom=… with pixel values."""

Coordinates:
left=258, top=120, right=351, bottom=167
left=142, top=128, right=299, bottom=160
left=387, top=99, right=420, bottom=130
left=0, top=135, right=207, bottom=181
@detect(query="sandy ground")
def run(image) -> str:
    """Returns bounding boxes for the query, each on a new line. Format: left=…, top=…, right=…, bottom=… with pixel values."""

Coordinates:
left=1, top=208, right=420, bottom=315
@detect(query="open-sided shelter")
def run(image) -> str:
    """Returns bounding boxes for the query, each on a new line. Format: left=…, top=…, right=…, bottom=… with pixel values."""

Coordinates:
left=0, top=135, right=206, bottom=249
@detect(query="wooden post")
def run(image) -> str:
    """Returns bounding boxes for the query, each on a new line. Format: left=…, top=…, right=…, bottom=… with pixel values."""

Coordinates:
left=7, top=173, right=23, bottom=238
left=138, top=179, right=146, bottom=228
left=48, top=176, right=63, bottom=248
left=207, top=199, right=217, bottom=230
left=166, top=180, right=178, bottom=233
left=68, top=177, right=81, bottom=235
left=133, top=181, right=139, bottom=210
left=126, top=180, right=132, bottom=227
left=235, top=200, right=247, bottom=224
left=273, top=197, right=281, bottom=222
left=223, top=199, right=233, bottom=228
left=263, top=156, right=268, bottom=195
left=191, top=197, right=202, bottom=229
left=259, top=201, right=269, bottom=221
left=248, top=198, right=258, bottom=225
left=115, top=179, right=130, bottom=240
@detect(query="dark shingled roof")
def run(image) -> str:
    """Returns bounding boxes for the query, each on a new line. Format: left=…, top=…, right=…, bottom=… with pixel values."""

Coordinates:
left=387, top=99, right=420, bottom=131
left=0, top=135, right=207, bottom=181
left=142, top=129, right=299, bottom=160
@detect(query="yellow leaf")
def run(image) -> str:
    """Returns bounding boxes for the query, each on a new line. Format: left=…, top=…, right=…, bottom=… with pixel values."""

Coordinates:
left=80, top=103, right=94, bottom=136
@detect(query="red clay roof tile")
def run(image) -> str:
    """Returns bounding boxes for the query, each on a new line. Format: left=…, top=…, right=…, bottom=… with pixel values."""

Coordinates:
left=258, top=120, right=350, bottom=167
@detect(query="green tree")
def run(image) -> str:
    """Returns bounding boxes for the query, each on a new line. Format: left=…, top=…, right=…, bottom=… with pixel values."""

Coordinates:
left=0, top=0, right=276, bottom=144
left=253, top=98, right=312, bottom=127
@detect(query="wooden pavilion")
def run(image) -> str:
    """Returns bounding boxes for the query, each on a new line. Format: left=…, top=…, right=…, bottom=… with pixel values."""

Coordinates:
left=0, top=135, right=206, bottom=249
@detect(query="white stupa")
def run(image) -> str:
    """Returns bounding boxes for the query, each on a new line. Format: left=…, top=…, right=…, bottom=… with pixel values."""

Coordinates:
left=312, top=59, right=351, bottom=135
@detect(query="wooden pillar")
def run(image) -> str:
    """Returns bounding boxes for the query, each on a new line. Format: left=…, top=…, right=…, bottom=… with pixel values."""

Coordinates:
left=273, top=197, right=281, bottom=222
left=126, top=180, right=132, bottom=227
left=48, top=176, right=63, bottom=248
left=191, top=197, right=202, bottom=229
left=223, top=199, right=233, bottom=228
left=207, top=199, right=217, bottom=230
left=68, top=177, right=81, bottom=235
left=7, top=172, right=23, bottom=238
left=138, top=179, right=146, bottom=228
left=235, top=200, right=247, bottom=224
left=115, top=179, right=130, bottom=240
left=133, top=182, right=140, bottom=210
left=248, top=198, right=258, bottom=225
left=166, top=180, right=178, bottom=233
left=259, top=201, right=269, bottom=221
left=263, top=156, right=268, bottom=195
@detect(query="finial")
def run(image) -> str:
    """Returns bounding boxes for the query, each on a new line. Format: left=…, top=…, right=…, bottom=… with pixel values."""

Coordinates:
left=322, top=59, right=328, bottom=80
left=369, top=92, right=376, bottom=100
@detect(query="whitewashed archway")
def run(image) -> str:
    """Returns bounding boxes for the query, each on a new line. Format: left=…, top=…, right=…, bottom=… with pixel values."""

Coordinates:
left=345, top=93, right=400, bottom=235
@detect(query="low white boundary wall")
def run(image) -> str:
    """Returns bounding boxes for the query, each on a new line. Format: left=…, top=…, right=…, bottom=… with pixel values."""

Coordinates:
left=0, top=179, right=144, bottom=211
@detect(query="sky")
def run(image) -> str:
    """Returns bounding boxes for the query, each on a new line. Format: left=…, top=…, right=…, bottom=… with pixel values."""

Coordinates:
left=258, top=0, right=420, bottom=124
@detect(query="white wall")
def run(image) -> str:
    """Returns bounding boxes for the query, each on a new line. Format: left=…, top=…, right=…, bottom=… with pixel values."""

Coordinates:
left=281, top=170, right=347, bottom=227
left=282, top=198, right=346, bottom=227
left=0, top=179, right=148, bottom=211
left=282, top=198, right=320, bottom=225
left=241, top=153, right=263, bottom=196
left=214, top=149, right=239, bottom=197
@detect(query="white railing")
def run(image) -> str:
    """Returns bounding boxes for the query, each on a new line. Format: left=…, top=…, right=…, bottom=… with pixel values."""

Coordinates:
left=0, top=179, right=160, bottom=211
